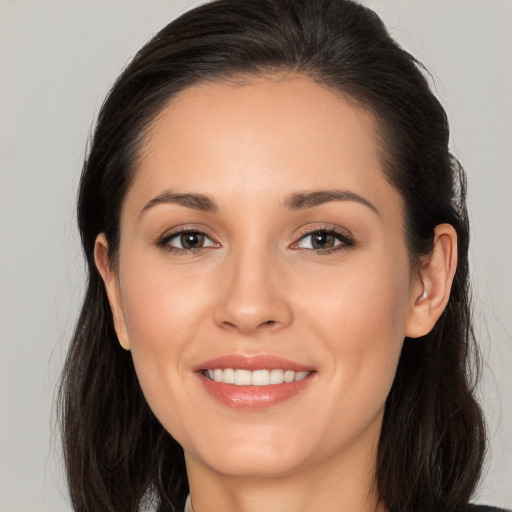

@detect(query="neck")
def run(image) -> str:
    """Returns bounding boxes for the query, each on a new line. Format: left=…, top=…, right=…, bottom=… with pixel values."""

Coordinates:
left=185, top=434, right=384, bottom=512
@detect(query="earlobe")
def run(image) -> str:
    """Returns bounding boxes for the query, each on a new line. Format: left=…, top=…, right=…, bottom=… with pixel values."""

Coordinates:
left=94, top=233, right=130, bottom=351
left=405, top=224, right=458, bottom=338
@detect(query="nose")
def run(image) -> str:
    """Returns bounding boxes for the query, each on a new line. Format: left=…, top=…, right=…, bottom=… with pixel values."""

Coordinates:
left=213, top=248, right=293, bottom=335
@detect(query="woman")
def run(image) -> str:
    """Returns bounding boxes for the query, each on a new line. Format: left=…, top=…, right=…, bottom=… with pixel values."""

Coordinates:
left=58, top=0, right=506, bottom=511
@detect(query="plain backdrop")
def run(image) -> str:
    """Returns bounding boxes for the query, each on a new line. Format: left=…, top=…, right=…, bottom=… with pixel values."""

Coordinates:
left=0, top=1, right=510, bottom=510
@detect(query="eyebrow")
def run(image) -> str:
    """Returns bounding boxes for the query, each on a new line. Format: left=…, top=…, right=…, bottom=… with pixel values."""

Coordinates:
left=139, top=188, right=379, bottom=217
left=140, top=190, right=217, bottom=217
left=284, top=189, right=379, bottom=215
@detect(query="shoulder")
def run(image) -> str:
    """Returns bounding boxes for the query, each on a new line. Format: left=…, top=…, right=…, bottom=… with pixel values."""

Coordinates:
left=465, top=505, right=510, bottom=512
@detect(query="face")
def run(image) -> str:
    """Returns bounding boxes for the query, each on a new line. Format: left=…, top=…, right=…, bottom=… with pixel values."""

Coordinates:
left=101, top=75, right=425, bottom=481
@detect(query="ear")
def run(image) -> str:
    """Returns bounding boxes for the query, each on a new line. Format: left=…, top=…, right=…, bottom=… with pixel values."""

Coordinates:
left=94, top=233, right=130, bottom=350
left=405, top=224, right=458, bottom=338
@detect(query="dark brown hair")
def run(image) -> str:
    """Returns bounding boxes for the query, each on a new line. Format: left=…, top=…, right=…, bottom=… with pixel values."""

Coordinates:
left=59, top=0, right=486, bottom=510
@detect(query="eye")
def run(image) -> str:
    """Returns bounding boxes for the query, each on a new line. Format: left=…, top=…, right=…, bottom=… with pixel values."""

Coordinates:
left=157, top=230, right=217, bottom=251
left=293, top=229, right=354, bottom=251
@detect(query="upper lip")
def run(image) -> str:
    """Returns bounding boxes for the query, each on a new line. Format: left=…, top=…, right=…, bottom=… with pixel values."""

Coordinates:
left=193, top=354, right=314, bottom=372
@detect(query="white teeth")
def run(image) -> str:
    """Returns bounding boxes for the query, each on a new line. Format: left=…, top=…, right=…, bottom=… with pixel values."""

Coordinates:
left=234, top=369, right=252, bottom=385
left=269, top=369, right=284, bottom=384
left=251, top=369, right=270, bottom=386
left=223, top=367, right=235, bottom=384
left=284, top=370, right=295, bottom=383
left=204, top=368, right=311, bottom=385
left=294, top=371, right=309, bottom=382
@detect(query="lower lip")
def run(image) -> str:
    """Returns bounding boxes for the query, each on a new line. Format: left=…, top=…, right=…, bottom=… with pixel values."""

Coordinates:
left=199, top=373, right=314, bottom=410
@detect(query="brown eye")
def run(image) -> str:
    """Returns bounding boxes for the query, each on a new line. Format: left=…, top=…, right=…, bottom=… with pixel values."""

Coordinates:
left=294, top=229, right=354, bottom=251
left=180, top=232, right=206, bottom=249
left=159, top=230, right=216, bottom=251
left=310, top=231, right=336, bottom=249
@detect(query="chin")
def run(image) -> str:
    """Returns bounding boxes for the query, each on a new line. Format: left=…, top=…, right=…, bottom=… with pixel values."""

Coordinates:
left=192, top=447, right=309, bottom=479
left=181, top=422, right=316, bottom=478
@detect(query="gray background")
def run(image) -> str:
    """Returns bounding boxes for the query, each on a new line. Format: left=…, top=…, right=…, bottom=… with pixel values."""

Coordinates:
left=0, top=0, right=510, bottom=510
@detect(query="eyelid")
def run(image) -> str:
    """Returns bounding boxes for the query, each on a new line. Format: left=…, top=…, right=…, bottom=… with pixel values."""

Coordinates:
left=154, top=224, right=355, bottom=253
left=290, top=225, right=356, bottom=252
left=155, top=226, right=220, bottom=252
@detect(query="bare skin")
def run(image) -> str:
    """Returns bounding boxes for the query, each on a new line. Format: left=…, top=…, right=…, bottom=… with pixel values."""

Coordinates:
left=95, top=75, right=457, bottom=512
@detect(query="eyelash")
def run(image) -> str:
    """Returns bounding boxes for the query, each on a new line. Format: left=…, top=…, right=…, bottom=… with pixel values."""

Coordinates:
left=156, top=228, right=219, bottom=254
left=155, top=227, right=355, bottom=255
left=291, top=227, right=356, bottom=255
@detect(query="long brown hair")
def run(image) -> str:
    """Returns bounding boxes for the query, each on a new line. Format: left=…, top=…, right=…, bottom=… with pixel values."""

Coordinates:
left=59, top=1, right=485, bottom=510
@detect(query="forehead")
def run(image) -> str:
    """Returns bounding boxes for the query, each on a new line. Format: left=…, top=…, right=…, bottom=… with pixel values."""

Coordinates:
left=127, top=75, right=399, bottom=218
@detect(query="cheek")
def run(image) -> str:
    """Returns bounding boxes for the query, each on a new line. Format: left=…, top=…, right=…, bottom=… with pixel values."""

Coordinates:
left=304, top=254, right=411, bottom=419
left=304, top=250, right=411, bottom=344
left=116, top=257, right=212, bottom=416
left=120, top=255, right=210, bottom=350
left=338, top=259, right=410, bottom=365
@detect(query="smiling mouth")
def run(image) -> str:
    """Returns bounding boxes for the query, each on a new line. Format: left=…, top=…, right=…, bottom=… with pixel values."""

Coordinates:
left=202, top=368, right=311, bottom=386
